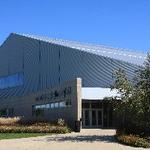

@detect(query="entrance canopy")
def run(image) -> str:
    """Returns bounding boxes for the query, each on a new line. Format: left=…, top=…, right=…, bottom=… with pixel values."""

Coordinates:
left=82, top=87, right=120, bottom=100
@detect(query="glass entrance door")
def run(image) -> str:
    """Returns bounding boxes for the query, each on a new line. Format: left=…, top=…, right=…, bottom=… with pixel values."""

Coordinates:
left=84, top=110, right=90, bottom=126
left=82, top=109, right=103, bottom=128
left=92, top=110, right=97, bottom=126
left=97, top=110, right=102, bottom=126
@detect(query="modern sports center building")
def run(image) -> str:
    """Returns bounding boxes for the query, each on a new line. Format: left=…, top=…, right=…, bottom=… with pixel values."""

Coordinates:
left=0, top=33, right=146, bottom=130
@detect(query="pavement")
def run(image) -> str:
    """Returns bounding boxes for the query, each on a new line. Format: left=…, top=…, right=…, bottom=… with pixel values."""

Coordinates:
left=0, top=129, right=149, bottom=150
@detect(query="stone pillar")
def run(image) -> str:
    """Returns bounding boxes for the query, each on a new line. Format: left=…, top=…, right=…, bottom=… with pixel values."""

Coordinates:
left=74, top=78, right=82, bottom=132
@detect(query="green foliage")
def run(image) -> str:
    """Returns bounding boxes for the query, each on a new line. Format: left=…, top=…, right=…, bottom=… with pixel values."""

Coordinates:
left=0, top=133, right=50, bottom=140
left=112, top=54, right=150, bottom=136
left=135, top=54, right=150, bottom=125
left=112, top=68, right=133, bottom=100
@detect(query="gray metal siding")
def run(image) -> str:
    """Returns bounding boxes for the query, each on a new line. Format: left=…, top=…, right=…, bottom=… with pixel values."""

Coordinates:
left=0, top=34, right=140, bottom=99
left=20, top=33, right=146, bottom=66
left=60, top=47, right=138, bottom=87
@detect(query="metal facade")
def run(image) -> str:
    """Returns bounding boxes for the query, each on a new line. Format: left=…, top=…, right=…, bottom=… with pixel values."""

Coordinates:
left=0, top=33, right=146, bottom=99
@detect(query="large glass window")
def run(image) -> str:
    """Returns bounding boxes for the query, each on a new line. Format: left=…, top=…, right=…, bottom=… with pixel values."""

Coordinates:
left=54, top=102, right=59, bottom=108
left=51, top=103, right=55, bottom=109
left=59, top=102, right=66, bottom=108
left=33, top=100, right=71, bottom=111
left=0, top=73, right=24, bottom=89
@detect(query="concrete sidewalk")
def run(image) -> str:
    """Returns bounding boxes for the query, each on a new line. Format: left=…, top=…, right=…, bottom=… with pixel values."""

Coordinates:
left=0, top=129, right=148, bottom=150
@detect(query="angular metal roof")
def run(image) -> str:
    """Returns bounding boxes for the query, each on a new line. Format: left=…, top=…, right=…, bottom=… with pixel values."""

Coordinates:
left=15, top=33, right=147, bottom=66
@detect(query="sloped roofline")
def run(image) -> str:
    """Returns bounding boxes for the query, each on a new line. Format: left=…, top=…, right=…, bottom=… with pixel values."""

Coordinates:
left=1, top=32, right=148, bottom=66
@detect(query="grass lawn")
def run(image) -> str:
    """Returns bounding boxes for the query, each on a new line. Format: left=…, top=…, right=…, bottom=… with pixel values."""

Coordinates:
left=0, top=133, right=51, bottom=140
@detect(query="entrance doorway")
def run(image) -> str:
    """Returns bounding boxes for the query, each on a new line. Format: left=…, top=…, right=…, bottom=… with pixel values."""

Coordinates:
left=82, top=109, right=103, bottom=128
left=82, top=100, right=114, bottom=128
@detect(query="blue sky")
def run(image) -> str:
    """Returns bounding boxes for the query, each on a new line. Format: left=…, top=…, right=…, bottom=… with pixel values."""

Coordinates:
left=0, top=0, right=150, bottom=52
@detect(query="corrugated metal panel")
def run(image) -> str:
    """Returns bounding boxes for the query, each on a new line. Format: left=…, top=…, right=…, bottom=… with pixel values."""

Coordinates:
left=0, top=33, right=144, bottom=99
left=18, top=33, right=146, bottom=66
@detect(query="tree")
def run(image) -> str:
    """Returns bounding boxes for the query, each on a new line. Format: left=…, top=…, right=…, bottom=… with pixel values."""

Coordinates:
left=112, top=68, right=134, bottom=131
left=112, top=68, right=133, bottom=100
left=135, top=54, right=150, bottom=130
left=112, top=54, right=150, bottom=135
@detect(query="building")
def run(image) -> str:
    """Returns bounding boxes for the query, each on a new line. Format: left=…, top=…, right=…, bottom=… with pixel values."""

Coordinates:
left=0, top=33, right=146, bottom=130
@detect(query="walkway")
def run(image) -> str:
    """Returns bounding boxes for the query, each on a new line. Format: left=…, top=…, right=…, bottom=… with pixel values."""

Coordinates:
left=0, top=129, right=148, bottom=150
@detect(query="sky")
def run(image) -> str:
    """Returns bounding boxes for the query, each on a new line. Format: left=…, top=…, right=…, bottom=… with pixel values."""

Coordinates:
left=0, top=0, right=150, bottom=52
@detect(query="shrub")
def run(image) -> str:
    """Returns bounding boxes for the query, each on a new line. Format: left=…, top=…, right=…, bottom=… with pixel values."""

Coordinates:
left=57, top=118, right=65, bottom=126
left=0, top=123, right=71, bottom=134
left=116, top=134, right=150, bottom=148
left=0, top=117, right=21, bottom=126
left=0, top=117, right=71, bottom=134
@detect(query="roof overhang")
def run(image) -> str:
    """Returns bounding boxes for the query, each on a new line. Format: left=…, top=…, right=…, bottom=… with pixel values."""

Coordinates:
left=82, top=87, right=120, bottom=100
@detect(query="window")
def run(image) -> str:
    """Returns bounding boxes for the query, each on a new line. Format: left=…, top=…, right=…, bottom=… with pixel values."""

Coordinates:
left=59, top=102, right=66, bottom=108
left=0, top=73, right=24, bottom=89
left=51, top=103, right=55, bottom=109
left=41, top=105, right=46, bottom=108
left=45, top=104, right=50, bottom=109
left=35, top=105, right=41, bottom=109
left=33, top=100, right=71, bottom=111
left=54, top=102, right=59, bottom=108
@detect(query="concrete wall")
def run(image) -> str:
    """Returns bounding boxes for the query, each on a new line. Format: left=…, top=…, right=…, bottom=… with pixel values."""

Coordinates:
left=0, top=78, right=82, bottom=129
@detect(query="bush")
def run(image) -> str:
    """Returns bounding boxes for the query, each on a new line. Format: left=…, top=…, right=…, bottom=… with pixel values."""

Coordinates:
left=0, top=117, right=71, bottom=134
left=0, top=117, right=21, bottom=126
left=116, top=133, right=150, bottom=148
left=0, top=123, right=71, bottom=134
left=57, top=118, right=65, bottom=126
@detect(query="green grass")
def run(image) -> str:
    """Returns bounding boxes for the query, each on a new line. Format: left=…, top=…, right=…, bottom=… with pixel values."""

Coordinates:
left=0, top=133, right=51, bottom=140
